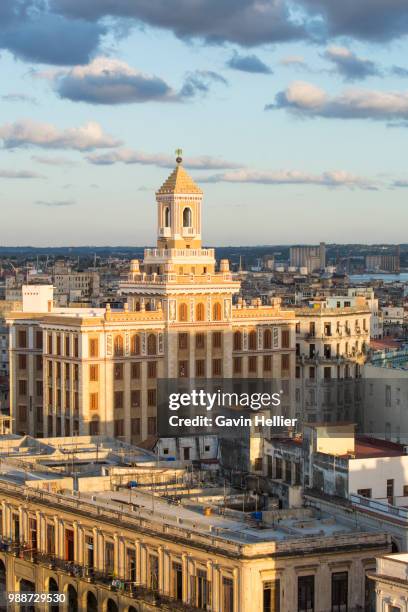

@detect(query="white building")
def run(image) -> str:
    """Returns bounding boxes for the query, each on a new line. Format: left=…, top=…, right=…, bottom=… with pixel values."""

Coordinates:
left=371, top=553, right=408, bottom=611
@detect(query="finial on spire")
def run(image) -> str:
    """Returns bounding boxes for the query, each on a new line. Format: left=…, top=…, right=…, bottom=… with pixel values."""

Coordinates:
left=175, top=148, right=183, bottom=165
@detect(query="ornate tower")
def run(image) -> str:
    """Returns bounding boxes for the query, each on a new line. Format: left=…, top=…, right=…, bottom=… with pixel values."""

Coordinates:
left=156, top=151, right=203, bottom=251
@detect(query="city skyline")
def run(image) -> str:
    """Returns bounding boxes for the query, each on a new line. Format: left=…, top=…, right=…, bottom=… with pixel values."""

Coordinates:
left=1, top=1, right=408, bottom=245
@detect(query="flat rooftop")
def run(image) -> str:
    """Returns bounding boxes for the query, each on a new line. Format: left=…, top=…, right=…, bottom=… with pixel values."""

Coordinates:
left=347, top=436, right=406, bottom=459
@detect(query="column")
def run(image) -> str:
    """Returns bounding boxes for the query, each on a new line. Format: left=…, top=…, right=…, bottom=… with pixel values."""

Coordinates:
left=158, top=546, right=164, bottom=593
left=135, top=540, right=141, bottom=584
left=182, top=553, right=188, bottom=603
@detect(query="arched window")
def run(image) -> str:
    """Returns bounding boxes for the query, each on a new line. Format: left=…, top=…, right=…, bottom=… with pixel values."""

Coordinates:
left=196, top=303, right=205, bottom=321
left=213, top=302, right=221, bottom=321
left=183, top=207, right=192, bottom=228
left=147, top=333, right=157, bottom=355
left=164, top=206, right=170, bottom=227
left=89, top=416, right=99, bottom=436
left=233, top=331, right=242, bottom=351
left=131, top=334, right=140, bottom=355
left=249, top=330, right=257, bottom=350
left=179, top=303, right=188, bottom=322
left=264, top=329, right=272, bottom=349
left=114, top=335, right=123, bottom=356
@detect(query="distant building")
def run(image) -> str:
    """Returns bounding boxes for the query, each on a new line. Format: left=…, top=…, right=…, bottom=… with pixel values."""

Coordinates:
left=366, top=253, right=400, bottom=272
left=290, top=243, right=326, bottom=273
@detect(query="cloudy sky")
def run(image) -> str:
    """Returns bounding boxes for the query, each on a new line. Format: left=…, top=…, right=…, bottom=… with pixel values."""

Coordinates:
left=1, top=0, right=408, bottom=246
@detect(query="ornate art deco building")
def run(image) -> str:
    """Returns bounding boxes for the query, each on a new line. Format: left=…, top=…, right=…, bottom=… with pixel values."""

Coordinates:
left=7, top=158, right=297, bottom=442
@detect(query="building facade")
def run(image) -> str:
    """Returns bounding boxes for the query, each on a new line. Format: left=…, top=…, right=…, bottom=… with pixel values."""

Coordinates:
left=7, top=160, right=297, bottom=442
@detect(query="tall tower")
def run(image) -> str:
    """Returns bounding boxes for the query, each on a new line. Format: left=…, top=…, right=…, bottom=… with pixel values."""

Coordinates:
left=156, top=150, right=203, bottom=251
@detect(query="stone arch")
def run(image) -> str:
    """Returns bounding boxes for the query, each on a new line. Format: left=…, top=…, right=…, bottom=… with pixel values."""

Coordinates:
left=264, top=328, right=272, bottom=349
left=64, top=583, right=78, bottom=612
left=85, top=591, right=98, bottom=612
left=164, top=206, right=170, bottom=227
left=147, top=333, right=157, bottom=355
left=179, top=303, right=188, bottom=322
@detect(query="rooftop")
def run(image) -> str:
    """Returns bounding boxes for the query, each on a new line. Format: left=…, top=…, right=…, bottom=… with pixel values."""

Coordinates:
left=156, top=164, right=202, bottom=196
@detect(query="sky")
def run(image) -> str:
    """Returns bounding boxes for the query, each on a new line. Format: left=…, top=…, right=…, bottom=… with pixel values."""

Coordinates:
left=1, top=0, right=408, bottom=247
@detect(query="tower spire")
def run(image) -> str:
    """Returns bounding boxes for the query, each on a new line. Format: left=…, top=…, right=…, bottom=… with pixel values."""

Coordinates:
left=175, top=148, right=183, bottom=165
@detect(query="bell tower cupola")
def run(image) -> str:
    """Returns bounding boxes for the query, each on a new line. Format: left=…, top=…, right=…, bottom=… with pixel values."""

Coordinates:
left=156, top=149, right=203, bottom=250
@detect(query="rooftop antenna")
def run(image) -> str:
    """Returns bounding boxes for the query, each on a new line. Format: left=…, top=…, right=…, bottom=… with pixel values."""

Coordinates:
left=175, top=148, right=183, bottom=165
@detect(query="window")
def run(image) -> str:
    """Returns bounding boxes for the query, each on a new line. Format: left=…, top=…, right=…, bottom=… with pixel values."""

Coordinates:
left=18, top=405, right=27, bottom=421
left=357, top=488, right=372, bottom=498
left=148, top=389, right=156, bottom=406
left=131, top=390, right=140, bottom=408
left=114, top=335, right=124, bottom=356
left=387, top=479, right=394, bottom=501
left=298, top=575, right=314, bottom=612
left=36, top=355, right=43, bottom=371
left=385, top=385, right=391, bottom=408
left=196, top=360, right=205, bottom=377
left=281, top=329, right=290, bottom=348
left=248, top=356, right=257, bottom=373
left=264, top=329, right=272, bottom=349
left=74, top=337, right=79, bottom=357
left=178, top=333, right=188, bottom=349
left=222, top=577, right=234, bottom=612
left=172, top=562, right=183, bottom=601
left=148, top=417, right=156, bottom=435
left=196, top=333, right=205, bottom=349
left=213, top=331, right=222, bottom=349
left=114, top=419, right=124, bottom=437
left=131, top=362, right=140, bottom=379
left=309, top=322, right=315, bottom=337
left=36, top=381, right=43, bottom=396
left=114, top=363, right=123, bottom=380
left=18, top=379, right=27, bottom=396
left=46, top=523, right=55, bottom=554
left=89, top=416, right=99, bottom=435
left=131, top=334, right=140, bottom=355
left=324, top=323, right=332, bottom=337
left=196, top=303, right=205, bottom=321
left=18, top=354, right=27, bottom=370
left=56, top=335, right=61, bottom=355
left=18, top=329, right=27, bottom=348
left=89, top=364, right=99, bottom=382
left=254, top=457, right=263, bottom=471
left=35, top=331, right=43, bottom=349
left=281, top=354, right=290, bottom=373
left=105, top=542, right=114, bottom=574
left=179, top=303, right=188, bottom=322
left=233, top=357, right=242, bottom=374
left=89, top=338, right=99, bottom=358
left=324, top=367, right=332, bottom=380
left=213, top=302, right=222, bottom=321
left=249, top=330, right=257, bottom=350
left=47, top=333, right=53, bottom=354
left=192, top=569, right=211, bottom=609
left=264, top=355, right=272, bottom=371
left=183, top=206, right=192, bottom=227
left=148, top=361, right=157, bottom=378
left=263, top=580, right=280, bottom=612
left=147, top=334, right=157, bottom=355
left=89, top=392, right=99, bottom=411
left=212, top=359, right=222, bottom=377
left=114, top=391, right=123, bottom=409
left=179, top=360, right=188, bottom=377
left=233, top=331, right=242, bottom=351
left=331, top=572, right=348, bottom=612
left=164, top=206, right=170, bottom=227
left=65, top=335, right=70, bottom=356
left=131, top=418, right=140, bottom=436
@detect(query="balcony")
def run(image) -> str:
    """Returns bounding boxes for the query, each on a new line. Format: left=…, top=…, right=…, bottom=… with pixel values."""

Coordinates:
left=182, top=226, right=195, bottom=237
left=159, top=227, right=171, bottom=238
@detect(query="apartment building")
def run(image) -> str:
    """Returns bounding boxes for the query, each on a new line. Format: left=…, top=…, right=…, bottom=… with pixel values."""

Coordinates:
left=289, top=243, right=326, bottom=273
left=0, top=435, right=390, bottom=612
left=370, top=553, right=408, bottom=611
left=7, top=159, right=297, bottom=442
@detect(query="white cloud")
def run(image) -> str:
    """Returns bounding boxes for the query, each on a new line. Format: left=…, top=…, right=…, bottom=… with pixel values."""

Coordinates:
left=86, top=148, right=241, bottom=170
left=0, top=120, right=121, bottom=151
left=202, top=168, right=376, bottom=189
left=267, top=81, right=408, bottom=121
left=0, top=169, right=44, bottom=179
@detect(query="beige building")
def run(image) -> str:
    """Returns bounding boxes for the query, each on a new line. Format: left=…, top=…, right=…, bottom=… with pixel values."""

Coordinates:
left=370, top=553, right=408, bottom=612
left=0, top=435, right=391, bottom=612
left=7, top=159, right=297, bottom=442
